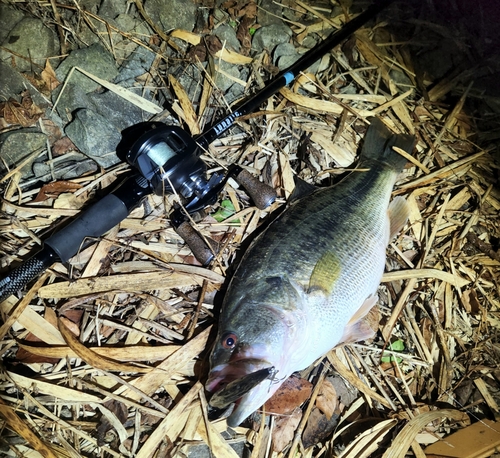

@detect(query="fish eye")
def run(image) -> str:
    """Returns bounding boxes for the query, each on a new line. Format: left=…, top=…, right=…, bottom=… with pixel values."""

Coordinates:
left=221, top=332, right=238, bottom=349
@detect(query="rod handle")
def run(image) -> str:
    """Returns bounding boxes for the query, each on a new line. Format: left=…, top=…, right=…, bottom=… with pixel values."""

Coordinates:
left=0, top=247, right=57, bottom=302
left=174, top=221, right=219, bottom=266
left=235, top=169, right=277, bottom=210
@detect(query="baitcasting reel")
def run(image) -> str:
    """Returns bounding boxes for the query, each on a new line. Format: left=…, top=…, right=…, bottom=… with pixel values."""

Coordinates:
left=119, top=121, right=277, bottom=264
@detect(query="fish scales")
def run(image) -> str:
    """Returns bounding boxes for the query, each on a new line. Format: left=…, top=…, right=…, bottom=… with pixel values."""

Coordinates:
left=207, top=118, right=416, bottom=426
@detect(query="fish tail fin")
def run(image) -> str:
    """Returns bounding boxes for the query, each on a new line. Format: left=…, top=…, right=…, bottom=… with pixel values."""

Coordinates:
left=360, top=117, right=416, bottom=172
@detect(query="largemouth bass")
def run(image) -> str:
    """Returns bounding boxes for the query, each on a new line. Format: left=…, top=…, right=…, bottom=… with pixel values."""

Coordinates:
left=206, top=118, right=415, bottom=426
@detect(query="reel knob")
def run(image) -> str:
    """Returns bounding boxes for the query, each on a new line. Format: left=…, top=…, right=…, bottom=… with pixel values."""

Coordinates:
left=233, top=167, right=277, bottom=210
left=174, top=221, right=220, bottom=266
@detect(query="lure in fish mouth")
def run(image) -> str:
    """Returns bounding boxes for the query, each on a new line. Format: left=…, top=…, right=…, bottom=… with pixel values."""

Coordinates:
left=207, top=118, right=416, bottom=426
left=208, top=366, right=277, bottom=410
left=205, top=326, right=290, bottom=426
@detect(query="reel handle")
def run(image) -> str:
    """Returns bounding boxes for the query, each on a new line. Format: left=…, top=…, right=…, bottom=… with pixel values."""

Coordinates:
left=171, top=168, right=276, bottom=265
left=174, top=221, right=220, bottom=266
left=233, top=167, right=277, bottom=210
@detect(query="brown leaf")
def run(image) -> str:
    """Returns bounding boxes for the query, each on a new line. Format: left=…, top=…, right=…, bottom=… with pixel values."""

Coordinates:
left=187, top=43, right=207, bottom=62
left=206, top=35, right=223, bottom=55
left=33, top=180, right=83, bottom=202
left=52, top=136, right=77, bottom=156
left=96, top=400, right=128, bottom=446
left=0, top=94, right=44, bottom=127
left=40, top=118, right=64, bottom=144
left=236, top=15, right=255, bottom=54
left=41, top=60, right=60, bottom=93
left=16, top=331, right=60, bottom=364
left=264, top=375, right=312, bottom=415
left=302, top=407, right=339, bottom=450
left=272, top=407, right=302, bottom=452
left=315, top=379, right=338, bottom=420
left=59, top=316, right=80, bottom=337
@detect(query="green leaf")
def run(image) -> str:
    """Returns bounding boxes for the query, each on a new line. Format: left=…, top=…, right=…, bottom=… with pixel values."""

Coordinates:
left=381, top=339, right=405, bottom=363
left=249, top=27, right=257, bottom=35
left=212, top=200, right=238, bottom=223
left=389, top=340, right=405, bottom=352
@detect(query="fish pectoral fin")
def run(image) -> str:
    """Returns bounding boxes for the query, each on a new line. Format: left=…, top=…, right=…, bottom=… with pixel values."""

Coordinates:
left=338, top=316, right=377, bottom=345
left=308, top=251, right=341, bottom=296
left=338, top=295, right=378, bottom=345
left=388, top=196, right=410, bottom=239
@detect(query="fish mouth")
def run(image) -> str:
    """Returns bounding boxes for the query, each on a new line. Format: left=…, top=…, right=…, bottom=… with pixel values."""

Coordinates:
left=208, top=366, right=276, bottom=410
left=206, top=358, right=285, bottom=426
left=206, top=358, right=272, bottom=393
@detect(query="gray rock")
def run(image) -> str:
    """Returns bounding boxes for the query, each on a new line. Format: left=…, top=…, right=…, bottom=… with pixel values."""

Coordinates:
left=99, top=0, right=130, bottom=20
left=33, top=152, right=98, bottom=181
left=389, top=69, right=413, bottom=88
left=226, top=66, right=249, bottom=103
left=65, top=108, right=122, bottom=167
left=144, top=0, right=198, bottom=32
left=257, top=0, right=284, bottom=26
left=113, top=15, right=153, bottom=64
left=252, top=23, right=293, bottom=54
left=55, top=43, right=118, bottom=94
left=0, top=62, right=51, bottom=107
left=87, top=90, right=145, bottom=130
left=0, top=17, right=60, bottom=73
left=174, top=63, right=205, bottom=105
left=273, top=42, right=300, bottom=70
left=53, top=82, right=95, bottom=122
left=184, top=437, right=247, bottom=458
left=213, top=24, right=241, bottom=52
left=214, top=60, right=241, bottom=93
left=0, top=3, right=25, bottom=44
left=0, top=131, right=47, bottom=178
left=116, top=46, right=156, bottom=85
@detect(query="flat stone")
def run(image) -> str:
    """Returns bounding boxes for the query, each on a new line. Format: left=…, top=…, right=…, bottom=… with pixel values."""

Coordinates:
left=0, top=17, right=60, bottom=73
left=252, top=23, right=293, bottom=54
left=55, top=43, right=119, bottom=93
left=213, top=24, right=241, bottom=52
left=0, top=131, right=47, bottom=178
left=64, top=108, right=122, bottom=168
left=0, top=3, right=25, bottom=44
left=144, top=0, right=198, bottom=32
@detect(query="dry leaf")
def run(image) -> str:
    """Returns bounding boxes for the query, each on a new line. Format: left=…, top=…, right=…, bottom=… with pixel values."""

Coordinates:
left=264, top=375, right=312, bottom=415
left=41, top=60, right=61, bottom=93
left=315, top=379, right=338, bottom=420
left=302, top=407, right=340, bottom=449
left=52, top=136, right=77, bottom=156
left=33, top=180, right=83, bottom=202
left=0, top=398, right=59, bottom=458
left=0, top=93, right=44, bottom=127
left=272, top=407, right=302, bottom=452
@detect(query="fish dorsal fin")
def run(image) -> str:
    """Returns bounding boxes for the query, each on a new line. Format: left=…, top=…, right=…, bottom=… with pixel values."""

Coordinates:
left=388, top=196, right=410, bottom=239
left=338, top=295, right=378, bottom=345
left=308, top=251, right=341, bottom=296
left=289, top=176, right=317, bottom=204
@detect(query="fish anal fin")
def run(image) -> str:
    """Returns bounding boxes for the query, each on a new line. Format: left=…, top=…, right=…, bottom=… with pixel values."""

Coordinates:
left=388, top=196, right=409, bottom=239
left=338, top=295, right=378, bottom=345
left=308, top=251, right=341, bottom=296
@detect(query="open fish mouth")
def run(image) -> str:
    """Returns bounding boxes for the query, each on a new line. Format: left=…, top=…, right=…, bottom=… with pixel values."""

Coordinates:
left=208, top=366, right=276, bottom=409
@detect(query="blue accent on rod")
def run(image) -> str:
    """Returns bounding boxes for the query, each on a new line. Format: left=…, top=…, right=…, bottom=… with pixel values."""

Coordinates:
left=284, top=72, right=294, bottom=85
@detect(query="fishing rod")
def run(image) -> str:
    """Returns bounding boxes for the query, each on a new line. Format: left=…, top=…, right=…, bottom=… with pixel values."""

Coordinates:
left=0, top=0, right=395, bottom=302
